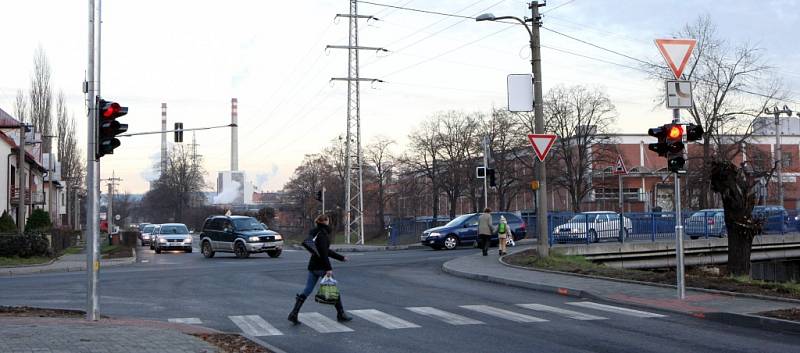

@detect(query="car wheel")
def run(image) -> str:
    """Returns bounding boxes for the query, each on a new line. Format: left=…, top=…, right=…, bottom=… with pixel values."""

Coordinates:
left=443, top=235, right=458, bottom=250
left=234, top=242, right=250, bottom=259
left=202, top=241, right=215, bottom=258
left=589, top=230, right=598, bottom=243
left=267, top=249, right=282, bottom=258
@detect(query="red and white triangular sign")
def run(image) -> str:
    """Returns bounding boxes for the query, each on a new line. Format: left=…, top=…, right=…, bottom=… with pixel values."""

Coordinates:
left=654, top=38, right=697, bottom=79
left=527, top=134, right=557, bottom=162
left=612, top=155, right=628, bottom=175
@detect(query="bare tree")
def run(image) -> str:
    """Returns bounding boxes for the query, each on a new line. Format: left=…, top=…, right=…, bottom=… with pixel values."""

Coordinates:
left=435, top=111, right=481, bottom=218
left=143, top=145, right=208, bottom=222
left=365, top=136, right=396, bottom=231
left=282, top=153, right=334, bottom=231
left=14, top=90, right=27, bottom=123
left=482, top=109, right=527, bottom=211
left=408, top=117, right=443, bottom=220
left=539, top=85, right=617, bottom=212
left=28, top=47, right=53, bottom=152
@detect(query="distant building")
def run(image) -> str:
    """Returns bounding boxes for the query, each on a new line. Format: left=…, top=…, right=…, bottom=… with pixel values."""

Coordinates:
left=215, top=171, right=253, bottom=205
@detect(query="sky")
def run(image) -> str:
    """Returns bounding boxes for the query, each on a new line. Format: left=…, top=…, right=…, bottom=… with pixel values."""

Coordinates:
left=1, top=0, right=798, bottom=194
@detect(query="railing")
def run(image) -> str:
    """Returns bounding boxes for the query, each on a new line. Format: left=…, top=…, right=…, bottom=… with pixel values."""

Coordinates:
left=10, top=186, right=46, bottom=205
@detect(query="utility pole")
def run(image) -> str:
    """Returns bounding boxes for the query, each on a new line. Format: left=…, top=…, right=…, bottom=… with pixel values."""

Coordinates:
left=16, top=122, right=26, bottom=236
left=530, top=1, right=549, bottom=257
left=43, top=135, right=57, bottom=226
left=766, top=106, right=792, bottom=208
left=483, top=136, right=489, bottom=209
left=104, top=172, right=122, bottom=237
left=85, top=0, right=100, bottom=321
left=328, top=0, right=386, bottom=245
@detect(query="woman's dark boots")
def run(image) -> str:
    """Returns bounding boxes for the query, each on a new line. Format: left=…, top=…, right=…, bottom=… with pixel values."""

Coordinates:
left=335, top=300, right=352, bottom=322
left=287, top=294, right=306, bottom=325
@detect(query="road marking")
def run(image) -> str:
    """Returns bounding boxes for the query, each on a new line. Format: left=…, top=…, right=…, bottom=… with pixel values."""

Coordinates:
left=229, top=315, right=283, bottom=336
left=298, top=312, right=354, bottom=333
left=516, top=304, right=607, bottom=321
left=168, top=318, right=202, bottom=324
left=406, top=307, right=484, bottom=325
left=566, top=302, right=666, bottom=318
left=459, top=305, right=548, bottom=323
left=348, top=309, right=421, bottom=329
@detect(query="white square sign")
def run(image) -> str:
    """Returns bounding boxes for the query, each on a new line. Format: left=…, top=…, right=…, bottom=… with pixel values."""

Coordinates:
left=666, top=80, right=693, bottom=108
left=507, top=74, right=534, bottom=112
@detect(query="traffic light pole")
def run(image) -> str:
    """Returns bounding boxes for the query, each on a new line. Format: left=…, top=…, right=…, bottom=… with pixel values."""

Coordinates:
left=673, top=108, right=686, bottom=299
left=85, top=0, right=100, bottom=321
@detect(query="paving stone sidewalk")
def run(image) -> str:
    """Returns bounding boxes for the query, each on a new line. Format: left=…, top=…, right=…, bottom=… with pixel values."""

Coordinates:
left=0, top=317, right=219, bottom=353
left=443, top=245, right=799, bottom=317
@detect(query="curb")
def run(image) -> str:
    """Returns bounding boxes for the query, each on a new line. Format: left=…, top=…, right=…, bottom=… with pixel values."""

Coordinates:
left=241, top=333, right=288, bottom=353
left=0, top=248, right=137, bottom=277
left=497, top=252, right=800, bottom=305
left=442, top=254, right=800, bottom=333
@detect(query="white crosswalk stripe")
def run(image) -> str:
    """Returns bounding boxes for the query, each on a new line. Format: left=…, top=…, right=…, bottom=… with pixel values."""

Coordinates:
left=460, top=305, right=548, bottom=323
left=565, top=302, right=666, bottom=318
left=516, top=304, right=607, bottom=321
left=298, top=313, right=354, bottom=333
left=349, top=309, right=421, bottom=329
left=406, top=307, right=484, bottom=325
left=229, top=315, right=283, bottom=336
left=168, top=318, right=202, bottom=324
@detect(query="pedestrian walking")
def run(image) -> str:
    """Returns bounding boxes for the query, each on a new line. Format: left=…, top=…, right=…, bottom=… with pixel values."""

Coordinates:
left=497, top=215, right=514, bottom=256
left=288, top=214, right=352, bottom=325
left=477, top=208, right=494, bottom=256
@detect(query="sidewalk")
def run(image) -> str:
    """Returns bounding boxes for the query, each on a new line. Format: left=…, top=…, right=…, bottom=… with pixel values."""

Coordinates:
left=443, top=245, right=800, bottom=332
left=0, top=249, right=136, bottom=277
left=0, top=316, right=221, bottom=353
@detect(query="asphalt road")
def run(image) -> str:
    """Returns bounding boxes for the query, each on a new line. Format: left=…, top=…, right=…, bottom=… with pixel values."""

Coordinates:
left=2, top=239, right=799, bottom=353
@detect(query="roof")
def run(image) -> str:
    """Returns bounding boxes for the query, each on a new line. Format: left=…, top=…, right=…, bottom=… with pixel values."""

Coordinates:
left=0, top=130, right=47, bottom=171
left=0, top=107, right=22, bottom=128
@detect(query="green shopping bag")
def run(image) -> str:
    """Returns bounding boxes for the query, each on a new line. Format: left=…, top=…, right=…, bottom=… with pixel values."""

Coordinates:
left=314, top=275, right=340, bottom=305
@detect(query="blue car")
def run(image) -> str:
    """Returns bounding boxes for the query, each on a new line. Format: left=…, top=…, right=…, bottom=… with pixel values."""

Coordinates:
left=752, top=205, right=789, bottom=234
left=420, top=212, right=526, bottom=250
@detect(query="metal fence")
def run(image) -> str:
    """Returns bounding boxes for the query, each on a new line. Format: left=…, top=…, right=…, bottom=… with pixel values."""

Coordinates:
left=389, top=217, right=451, bottom=245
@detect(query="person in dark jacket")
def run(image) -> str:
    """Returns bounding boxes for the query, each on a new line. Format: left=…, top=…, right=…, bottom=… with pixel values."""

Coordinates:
left=288, top=214, right=351, bottom=324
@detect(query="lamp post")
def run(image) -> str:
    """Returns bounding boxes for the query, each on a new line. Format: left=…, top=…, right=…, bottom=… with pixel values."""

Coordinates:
left=477, top=1, right=549, bottom=256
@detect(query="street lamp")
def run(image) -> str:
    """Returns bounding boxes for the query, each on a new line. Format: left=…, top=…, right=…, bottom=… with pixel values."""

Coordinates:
left=477, top=2, right=549, bottom=257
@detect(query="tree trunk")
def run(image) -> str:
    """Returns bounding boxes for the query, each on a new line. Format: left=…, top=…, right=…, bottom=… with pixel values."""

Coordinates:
left=378, top=182, right=386, bottom=231
left=726, top=220, right=755, bottom=276
left=710, top=160, right=757, bottom=277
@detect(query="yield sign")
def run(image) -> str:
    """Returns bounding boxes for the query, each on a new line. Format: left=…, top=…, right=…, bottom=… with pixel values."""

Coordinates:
left=527, top=134, right=556, bottom=162
left=654, top=39, right=697, bottom=79
left=612, top=155, right=628, bottom=175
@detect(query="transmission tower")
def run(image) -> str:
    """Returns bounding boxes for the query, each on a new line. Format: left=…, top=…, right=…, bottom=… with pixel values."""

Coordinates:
left=327, top=0, right=386, bottom=245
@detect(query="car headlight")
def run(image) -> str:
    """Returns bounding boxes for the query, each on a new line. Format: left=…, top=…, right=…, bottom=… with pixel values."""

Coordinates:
left=429, top=232, right=441, bottom=238
left=274, top=234, right=282, bottom=240
left=248, top=236, right=260, bottom=242
left=184, top=237, right=192, bottom=243
left=158, top=238, right=167, bottom=243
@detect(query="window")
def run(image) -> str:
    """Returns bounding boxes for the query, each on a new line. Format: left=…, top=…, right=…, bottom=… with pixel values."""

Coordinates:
left=595, top=188, right=640, bottom=201
left=783, top=152, right=793, bottom=167
left=208, top=219, right=224, bottom=231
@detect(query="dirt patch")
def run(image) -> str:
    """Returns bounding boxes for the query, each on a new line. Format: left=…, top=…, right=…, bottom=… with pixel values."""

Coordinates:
left=505, top=249, right=800, bottom=300
left=192, top=333, right=273, bottom=353
left=102, top=245, right=133, bottom=259
left=759, top=308, right=800, bottom=322
left=0, top=306, right=87, bottom=318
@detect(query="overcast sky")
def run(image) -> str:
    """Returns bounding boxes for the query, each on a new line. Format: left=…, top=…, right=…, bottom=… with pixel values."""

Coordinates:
left=1, top=0, right=798, bottom=194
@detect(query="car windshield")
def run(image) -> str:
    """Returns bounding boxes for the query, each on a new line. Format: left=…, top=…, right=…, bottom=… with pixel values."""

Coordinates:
left=159, top=225, right=188, bottom=234
left=568, top=214, right=598, bottom=223
left=233, top=218, right=264, bottom=231
left=444, top=214, right=473, bottom=227
left=142, top=225, right=155, bottom=233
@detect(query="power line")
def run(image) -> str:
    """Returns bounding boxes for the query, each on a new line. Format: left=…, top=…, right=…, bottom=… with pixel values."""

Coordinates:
left=541, top=26, right=658, bottom=67
left=541, top=0, right=577, bottom=14
left=359, top=0, right=478, bottom=20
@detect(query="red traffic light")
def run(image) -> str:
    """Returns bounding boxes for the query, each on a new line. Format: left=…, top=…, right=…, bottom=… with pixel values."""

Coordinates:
left=100, top=100, right=128, bottom=119
left=667, top=125, right=683, bottom=140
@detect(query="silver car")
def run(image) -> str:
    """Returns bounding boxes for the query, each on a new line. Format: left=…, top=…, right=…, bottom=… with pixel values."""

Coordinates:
left=153, top=223, right=193, bottom=254
left=685, top=209, right=726, bottom=239
left=149, top=225, right=161, bottom=250
left=140, top=224, right=156, bottom=247
left=553, top=211, right=633, bottom=243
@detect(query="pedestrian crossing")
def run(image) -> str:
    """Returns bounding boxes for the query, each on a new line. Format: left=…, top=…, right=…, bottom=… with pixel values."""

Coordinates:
left=167, top=301, right=666, bottom=337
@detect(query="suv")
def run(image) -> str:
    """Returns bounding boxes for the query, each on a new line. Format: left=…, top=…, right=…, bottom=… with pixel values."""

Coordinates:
left=420, top=212, right=526, bottom=250
left=199, top=215, right=284, bottom=258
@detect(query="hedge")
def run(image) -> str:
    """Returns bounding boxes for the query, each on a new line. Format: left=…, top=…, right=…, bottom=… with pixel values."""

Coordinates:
left=0, top=233, right=51, bottom=258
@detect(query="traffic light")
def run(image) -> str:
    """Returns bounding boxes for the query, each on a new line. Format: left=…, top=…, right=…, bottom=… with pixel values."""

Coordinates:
left=685, top=123, right=704, bottom=142
left=174, top=122, right=183, bottom=143
left=97, top=98, right=128, bottom=159
left=487, top=168, right=496, bottom=187
left=315, top=190, right=323, bottom=202
left=665, top=124, right=685, bottom=173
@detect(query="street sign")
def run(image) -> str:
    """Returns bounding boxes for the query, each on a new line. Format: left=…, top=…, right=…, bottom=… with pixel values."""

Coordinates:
left=527, top=134, right=557, bottom=162
left=476, top=166, right=486, bottom=178
left=507, top=74, right=534, bottom=112
left=665, top=80, right=693, bottom=108
left=612, top=155, right=628, bottom=175
left=654, top=39, right=697, bottom=79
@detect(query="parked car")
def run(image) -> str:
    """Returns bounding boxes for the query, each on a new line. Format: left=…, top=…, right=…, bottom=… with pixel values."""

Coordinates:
left=149, top=225, right=161, bottom=250
left=139, top=224, right=156, bottom=247
left=752, top=205, right=789, bottom=234
left=153, top=223, right=193, bottom=254
left=552, top=211, right=633, bottom=243
left=685, top=209, right=726, bottom=239
left=420, top=212, right=526, bottom=250
left=199, top=215, right=284, bottom=258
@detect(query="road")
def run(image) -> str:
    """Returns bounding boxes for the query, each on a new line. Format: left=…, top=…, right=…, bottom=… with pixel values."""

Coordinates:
left=1, top=240, right=799, bottom=353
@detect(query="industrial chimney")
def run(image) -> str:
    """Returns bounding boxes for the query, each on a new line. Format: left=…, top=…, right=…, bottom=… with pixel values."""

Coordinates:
left=231, top=98, right=238, bottom=171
